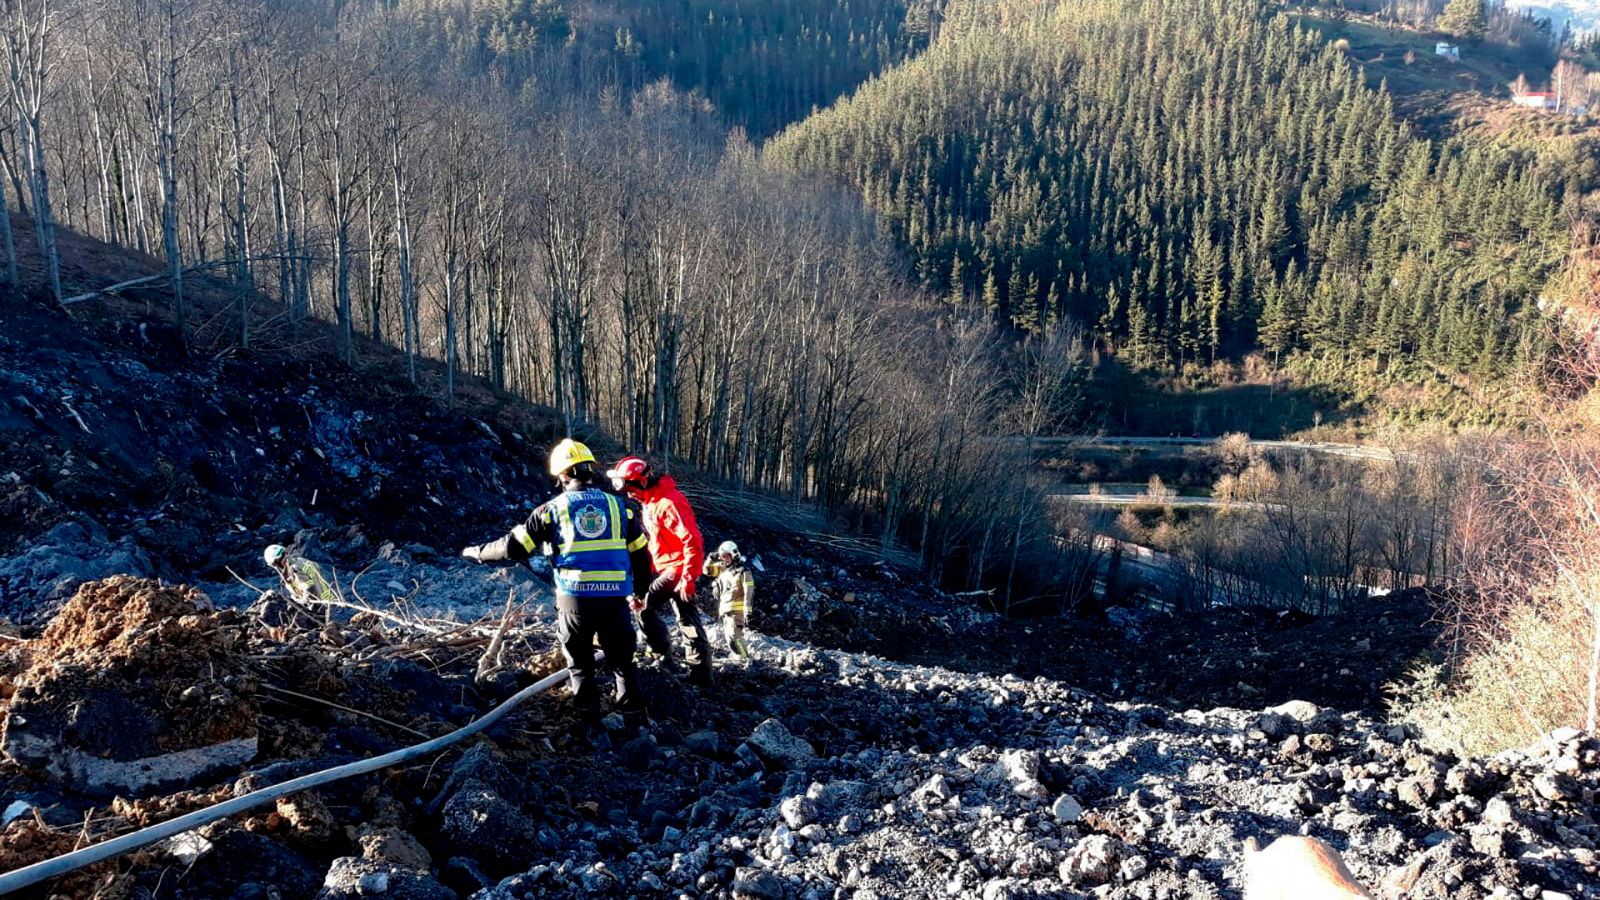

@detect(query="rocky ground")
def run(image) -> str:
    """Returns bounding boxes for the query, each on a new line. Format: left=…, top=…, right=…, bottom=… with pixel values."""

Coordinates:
left=0, top=572, right=1593, bottom=900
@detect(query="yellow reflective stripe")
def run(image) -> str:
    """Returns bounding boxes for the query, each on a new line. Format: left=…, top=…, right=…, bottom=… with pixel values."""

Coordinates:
left=628, top=535, right=648, bottom=552
left=567, top=538, right=627, bottom=551
left=512, top=525, right=536, bottom=553
left=606, top=494, right=622, bottom=541
left=558, top=569, right=628, bottom=582
left=556, top=499, right=573, bottom=543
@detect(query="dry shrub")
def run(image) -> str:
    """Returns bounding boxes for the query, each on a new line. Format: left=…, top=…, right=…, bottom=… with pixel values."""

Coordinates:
left=1217, top=431, right=1254, bottom=475
left=1395, top=375, right=1600, bottom=754
left=1396, top=594, right=1592, bottom=756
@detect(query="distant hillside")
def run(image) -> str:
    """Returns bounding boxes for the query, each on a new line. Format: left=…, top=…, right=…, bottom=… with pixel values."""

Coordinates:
left=1508, top=0, right=1600, bottom=33
left=767, top=0, right=1580, bottom=385
left=608, top=0, right=942, bottom=136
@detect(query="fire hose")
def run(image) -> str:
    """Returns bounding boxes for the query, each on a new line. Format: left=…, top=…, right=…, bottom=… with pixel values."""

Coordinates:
left=0, top=657, right=588, bottom=896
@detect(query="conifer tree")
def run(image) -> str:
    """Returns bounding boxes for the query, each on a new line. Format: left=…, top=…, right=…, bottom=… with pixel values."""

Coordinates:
left=1438, top=0, right=1487, bottom=41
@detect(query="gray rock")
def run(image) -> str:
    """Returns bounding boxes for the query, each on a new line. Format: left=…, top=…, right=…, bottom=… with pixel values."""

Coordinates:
left=780, top=795, right=816, bottom=829
left=807, top=780, right=872, bottom=816
left=1267, top=699, right=1321, bottom=722
left=1550, top=726, right=1582, bottom=743
left=1051, top=794, right=1085, bottom=823
left=747, top=719, right=816, bottom=769
left=979, top=878, right=1022, bottom=900
left=1256, top=712, right=1294, bottom=739
left=913, top=774, right=955, bottom=805
left=316, top=857, right=454, bottom=900
left=731, top=867, right=789, bottom=899
left=1469, top=825, right=1509, bottom=858
left=1060, top=834, right=1120, bottom=886
left=437, top=779, right=536, bottom=872
left=685, top=731, right=721, bottom=756
left=1482, top=796, right=1516, bottom=827
left=1001, top=749, right=1042, bottom=783
left=1533, top=772, right=1576, bottom=802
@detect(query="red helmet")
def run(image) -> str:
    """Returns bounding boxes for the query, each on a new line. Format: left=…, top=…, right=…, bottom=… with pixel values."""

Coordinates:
left=606, top=456, right=651, bottom=485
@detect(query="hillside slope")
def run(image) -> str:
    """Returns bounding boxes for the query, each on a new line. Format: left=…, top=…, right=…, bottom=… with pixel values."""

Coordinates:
left=766, top=0, right=1575, bottom=382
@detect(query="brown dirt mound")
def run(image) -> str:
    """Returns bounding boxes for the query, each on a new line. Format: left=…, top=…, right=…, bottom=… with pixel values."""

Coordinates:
left=0, top=818, right=135, bottom=898
left=34, top=575, right=214, bottom=662
left=2, top=577, right=257, bottom=792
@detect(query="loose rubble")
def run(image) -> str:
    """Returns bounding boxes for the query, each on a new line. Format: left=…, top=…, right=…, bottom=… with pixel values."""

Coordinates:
left=0, top=573, right=1592, bottom=899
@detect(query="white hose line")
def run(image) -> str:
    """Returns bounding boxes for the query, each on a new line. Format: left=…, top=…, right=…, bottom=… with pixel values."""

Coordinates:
left=0, top=657, right=593, bottom=896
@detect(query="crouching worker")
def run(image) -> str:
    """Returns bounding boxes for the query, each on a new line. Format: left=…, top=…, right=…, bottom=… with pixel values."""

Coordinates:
left=708, top=540, right=755, bottom=664
left=461, top=439, right=653, bottom=740
left=264, top=543, right=337, bottom=607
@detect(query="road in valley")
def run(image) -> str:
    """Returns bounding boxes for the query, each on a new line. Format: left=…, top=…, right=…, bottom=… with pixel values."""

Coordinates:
left=1030, top=435, right=1397, bottom=461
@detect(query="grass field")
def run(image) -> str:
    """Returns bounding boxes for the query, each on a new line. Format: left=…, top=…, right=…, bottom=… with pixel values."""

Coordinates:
left=1080, top=351, right=1520, bottom=441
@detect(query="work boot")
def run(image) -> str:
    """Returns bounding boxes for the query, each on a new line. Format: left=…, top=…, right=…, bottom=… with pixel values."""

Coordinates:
left=621, top=708, right=649, bottom=734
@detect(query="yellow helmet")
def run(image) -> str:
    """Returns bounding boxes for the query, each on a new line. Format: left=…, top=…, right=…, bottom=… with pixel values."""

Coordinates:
left=548, top=438, right=596, bottom=476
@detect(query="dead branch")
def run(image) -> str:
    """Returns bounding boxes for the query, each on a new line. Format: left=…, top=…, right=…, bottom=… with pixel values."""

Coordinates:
left=61, top=255, right=318, bottom=305
left=475, top=589, right=517, bottom=681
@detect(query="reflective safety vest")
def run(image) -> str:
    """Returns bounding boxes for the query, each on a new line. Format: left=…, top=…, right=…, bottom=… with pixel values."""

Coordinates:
left=710, top=560, right=755, bottom=615
left=517, top=488, right=634, bottom=596
left=285, top=558, right=337, bottom=605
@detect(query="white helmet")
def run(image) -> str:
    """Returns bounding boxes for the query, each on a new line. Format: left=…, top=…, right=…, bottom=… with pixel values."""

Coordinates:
left=264, top=544, right=289, bottom=566
left=716, top=540, right=740, bottom=558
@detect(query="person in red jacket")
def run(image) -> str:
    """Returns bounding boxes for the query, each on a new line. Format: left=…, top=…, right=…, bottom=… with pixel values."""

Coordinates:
left=608, top=456, right=714, bottom=687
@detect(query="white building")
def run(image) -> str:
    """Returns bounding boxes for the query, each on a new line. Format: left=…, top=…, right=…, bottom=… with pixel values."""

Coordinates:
left=1513, top=91, right=1560, bottom=109
left=1435, top=42, right=1460, bottom=60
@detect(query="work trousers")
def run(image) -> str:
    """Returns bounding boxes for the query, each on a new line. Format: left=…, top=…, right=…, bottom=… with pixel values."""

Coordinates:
left=720, top=609, right=749, bottom=660
left=639, top=581, right=713, bottom=680
left=555, top=593, right=641, bottom=723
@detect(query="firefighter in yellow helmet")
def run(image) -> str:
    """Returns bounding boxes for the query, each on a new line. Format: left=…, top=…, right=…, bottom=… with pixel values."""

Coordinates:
left=460, top=439, right=653, bottom=737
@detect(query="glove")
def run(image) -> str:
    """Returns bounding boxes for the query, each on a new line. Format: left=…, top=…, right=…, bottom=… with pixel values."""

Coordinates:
left=650, top=572, right=675, bottom=594
left=678, top=576, right=698, bottom=600
left=461, top=545, right=481, bottom=562
left=629, top=595, right=646, bottom=613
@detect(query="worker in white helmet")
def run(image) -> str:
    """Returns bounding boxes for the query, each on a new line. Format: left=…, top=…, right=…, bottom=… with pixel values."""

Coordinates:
left=263, top=543, right=337, bottom=607
left=707, top=540, right=755, bottom=664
